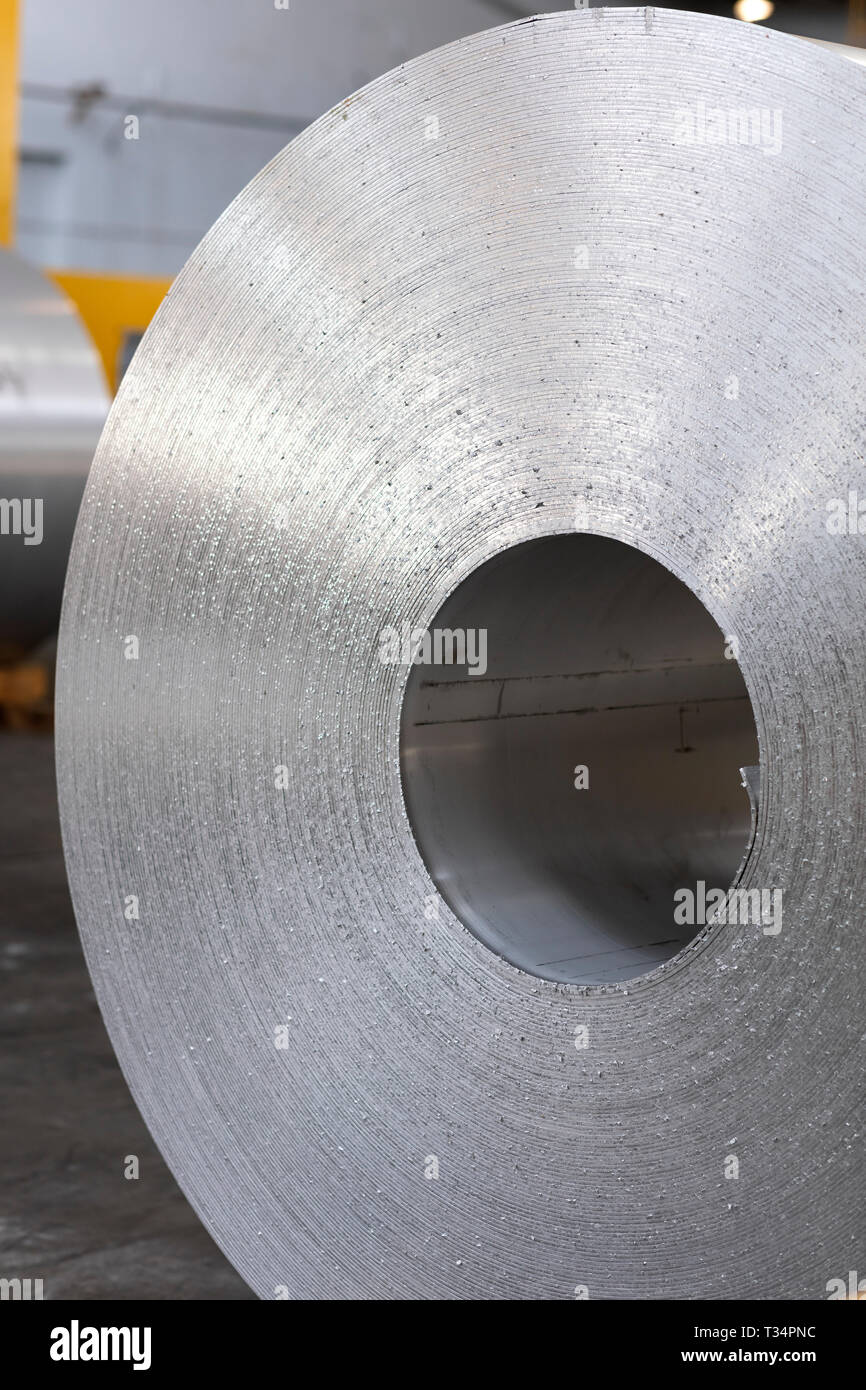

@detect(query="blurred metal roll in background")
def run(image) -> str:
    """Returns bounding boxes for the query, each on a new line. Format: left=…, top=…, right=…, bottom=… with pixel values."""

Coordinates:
left=0, top=247, right=108, bottom=654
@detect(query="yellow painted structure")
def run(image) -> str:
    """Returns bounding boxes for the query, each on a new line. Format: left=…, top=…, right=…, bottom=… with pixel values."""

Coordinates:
left=0, top=0, right=19, bottom=246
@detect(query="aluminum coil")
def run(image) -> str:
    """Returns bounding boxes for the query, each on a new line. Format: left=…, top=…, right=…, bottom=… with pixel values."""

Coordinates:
left=57, top=8, right=866, bottom=1299
left=0, top=249, right=108, bottom=651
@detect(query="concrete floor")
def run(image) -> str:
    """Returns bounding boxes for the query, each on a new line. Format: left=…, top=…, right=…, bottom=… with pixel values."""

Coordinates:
left=0, top=730, right=252, bottom=1300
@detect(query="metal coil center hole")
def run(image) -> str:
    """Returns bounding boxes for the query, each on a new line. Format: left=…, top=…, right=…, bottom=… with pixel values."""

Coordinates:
left=399, top=533, right=759, bottom=985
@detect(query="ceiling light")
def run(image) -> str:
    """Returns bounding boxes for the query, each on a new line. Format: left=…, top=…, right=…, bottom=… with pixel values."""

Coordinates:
left=733, top=0, right=775, bottom=21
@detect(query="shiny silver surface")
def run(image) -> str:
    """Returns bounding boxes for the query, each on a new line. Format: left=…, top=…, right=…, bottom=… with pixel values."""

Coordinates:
left=0, top=249, right=109, bottom=650
left=57, top=8, right=866, bottom=1299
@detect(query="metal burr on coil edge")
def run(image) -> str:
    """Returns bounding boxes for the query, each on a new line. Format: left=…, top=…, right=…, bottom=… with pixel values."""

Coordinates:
left=55, top=8, right=866, bottom=1299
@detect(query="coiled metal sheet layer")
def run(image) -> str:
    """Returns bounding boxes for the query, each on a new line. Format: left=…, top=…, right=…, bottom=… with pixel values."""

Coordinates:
left=57, top=8, right=866, bottom=1299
